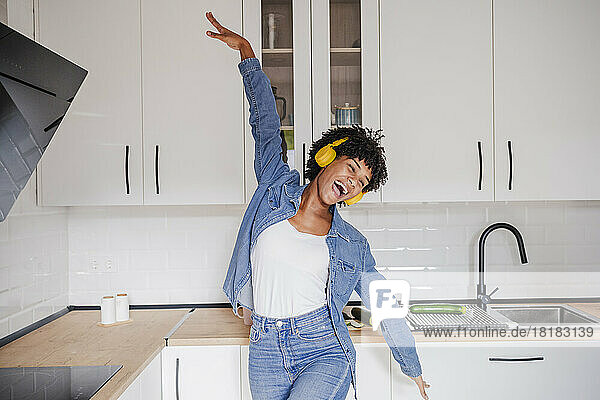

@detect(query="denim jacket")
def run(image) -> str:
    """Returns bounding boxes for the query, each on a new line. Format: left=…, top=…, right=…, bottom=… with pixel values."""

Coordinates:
left=222, top=57, right=422, bottom=398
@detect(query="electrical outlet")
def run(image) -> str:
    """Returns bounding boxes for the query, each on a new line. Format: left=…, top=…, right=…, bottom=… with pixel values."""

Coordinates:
left=89, top=255, right=117, bottom=272
left=105, top=258, right=115, bottom=272
left=89, top=256, right=99, bottom=272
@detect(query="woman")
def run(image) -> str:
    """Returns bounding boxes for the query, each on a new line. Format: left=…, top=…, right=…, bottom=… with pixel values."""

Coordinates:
left=206, top=11, right=429, bottom=400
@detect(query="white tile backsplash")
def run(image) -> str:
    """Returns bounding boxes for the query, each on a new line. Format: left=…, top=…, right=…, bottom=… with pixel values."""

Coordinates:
left=63, top=200, right=600, bottom=305
left=0, top=171, right=69, bottom=337
left=565, top=203, right=600, bottom=225
left=565, top=245, right=600, bottom=264
left=3, top=172, right=600, bottom=337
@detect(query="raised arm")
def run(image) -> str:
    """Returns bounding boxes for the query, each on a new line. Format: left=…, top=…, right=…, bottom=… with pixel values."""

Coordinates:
left=355, top=239, right=430, bottom=400
left=206, top=11, right=289, bottom=184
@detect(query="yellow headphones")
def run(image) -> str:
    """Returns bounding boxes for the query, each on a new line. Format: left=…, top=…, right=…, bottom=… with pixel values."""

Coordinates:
left=315, top=136, right=364, bottom=206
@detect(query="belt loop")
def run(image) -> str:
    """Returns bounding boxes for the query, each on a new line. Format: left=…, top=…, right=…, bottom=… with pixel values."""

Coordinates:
left=261, top=316, right=265, bottom=333
left=291, top=316, right=297, bottom=334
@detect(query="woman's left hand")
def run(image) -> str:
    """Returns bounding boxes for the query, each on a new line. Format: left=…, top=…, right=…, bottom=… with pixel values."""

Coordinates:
left=409, top=375, right=430, bottom=399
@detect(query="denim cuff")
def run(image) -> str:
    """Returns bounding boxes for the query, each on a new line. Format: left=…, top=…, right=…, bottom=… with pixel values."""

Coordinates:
left=238, top=57, right=261, bottom=76
left=400, top=361, right=422, bottom=378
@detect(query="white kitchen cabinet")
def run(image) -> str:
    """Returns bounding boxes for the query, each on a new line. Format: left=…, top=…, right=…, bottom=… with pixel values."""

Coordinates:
left=118, top=351, right=162, bottom=400
left=311, top=0, right=381, bottom=204
left=242, top=0, right=313, bottom=201
left=482, top=342, right=600, bottom=399
left=141, top=0, right=244, bottom=205
left=391, top=341, right=600, bottom=400
left=36, top=0, right=144, bottom=206
left=380, top=0, right=494, bottom=203
left=180, top=340, right=600, bottom=400
left=242, top=0, right=380, bottom=204
left=241, top=345, right=251, bottom=400
left=345, top=343, right=391, bottom=400
left=392, top=342, right=498, bottom=399
left=162, top=345, right=241, bottom=400
left=493, top=0, right=600, bottom=201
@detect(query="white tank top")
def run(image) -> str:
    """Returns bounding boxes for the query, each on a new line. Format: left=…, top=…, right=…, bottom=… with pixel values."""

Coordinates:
left=251, top=218, right=329, bottom=318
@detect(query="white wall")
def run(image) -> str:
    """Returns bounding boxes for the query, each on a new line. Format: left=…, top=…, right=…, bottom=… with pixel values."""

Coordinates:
left=67, top=200, right=600, bottom=306
left=0, top=0, right=70, bottom=338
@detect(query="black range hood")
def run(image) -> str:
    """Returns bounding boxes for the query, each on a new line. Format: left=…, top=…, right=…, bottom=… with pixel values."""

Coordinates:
left=0, top=21, right=87, bottom=222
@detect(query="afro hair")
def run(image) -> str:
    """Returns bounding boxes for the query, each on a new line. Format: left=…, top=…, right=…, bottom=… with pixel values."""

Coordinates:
left=304, top=125, right=388, bottom=204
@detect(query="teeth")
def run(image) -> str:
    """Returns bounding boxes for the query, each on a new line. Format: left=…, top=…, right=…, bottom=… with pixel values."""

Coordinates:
left=334, top=180, right=348, bottom=195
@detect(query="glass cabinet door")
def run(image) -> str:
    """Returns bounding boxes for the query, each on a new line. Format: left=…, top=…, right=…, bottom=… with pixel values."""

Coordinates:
left=243, top=0, right=312, bottom=198
left=261, top=0, right=295, bottom=168
left=329, top=0, right=362, bottom=128
left=312, top=0, right=381, bottom=203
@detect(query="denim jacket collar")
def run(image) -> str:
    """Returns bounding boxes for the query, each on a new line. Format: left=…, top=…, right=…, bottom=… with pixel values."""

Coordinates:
left=283, top=182, right=351, bottom=242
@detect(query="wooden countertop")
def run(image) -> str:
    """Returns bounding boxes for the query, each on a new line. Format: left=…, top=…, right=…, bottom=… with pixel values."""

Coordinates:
left=0, top=309, right=190, bottom=400
left=168, top=302, right=600, bottom=346
left=1, top=302, right=598, bottom=399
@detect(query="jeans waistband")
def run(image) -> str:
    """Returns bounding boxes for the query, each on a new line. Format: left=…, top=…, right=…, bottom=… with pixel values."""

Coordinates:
left=251, top=304, right=330, bottom=331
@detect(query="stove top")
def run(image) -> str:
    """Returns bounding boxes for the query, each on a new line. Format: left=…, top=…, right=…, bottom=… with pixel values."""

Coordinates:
left=0, top=365, right=122, bottom=400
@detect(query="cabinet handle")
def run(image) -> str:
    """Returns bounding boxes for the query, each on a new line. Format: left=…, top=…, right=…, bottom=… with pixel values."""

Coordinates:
left=175, top=357, right=180, bottom=400
left=489, top=356, right=544, bottom=362
left=507, top=140, right=513, bottom=190
left=302, top=142, right=306, bottom=185
left=124, top=145, right=130, bottom=195
left=477, top=141, right=482, bottom=190
left=155, top=145, right=160, bottom=194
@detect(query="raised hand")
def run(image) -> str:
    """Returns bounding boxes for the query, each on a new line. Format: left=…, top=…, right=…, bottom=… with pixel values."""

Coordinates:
left=206, top=11, right=247, bottom=49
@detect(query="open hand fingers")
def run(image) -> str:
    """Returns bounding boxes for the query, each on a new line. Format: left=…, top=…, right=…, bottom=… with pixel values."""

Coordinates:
left=206, top=30, right=223, bottom=40
left=205, top=12, right=225, bottom=40
left=206, top=11, right=228, bottom=33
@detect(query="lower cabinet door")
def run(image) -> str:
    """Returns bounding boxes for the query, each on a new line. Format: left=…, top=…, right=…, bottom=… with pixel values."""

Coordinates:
left=118, top=352, right=162, bottom=400
left=392, top=342, right=480, bottom=399
left=346, top=343, right=391, bottom=400
left=241, top=345, right=251, bottom=400
left=162, top=345, right=241, bottom=400
left=391, top=341, right=600, bottom=400
left=482, top=341, right=600, bottom=399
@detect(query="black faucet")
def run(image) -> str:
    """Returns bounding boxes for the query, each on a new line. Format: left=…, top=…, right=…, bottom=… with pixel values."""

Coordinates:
left=477, top=222, right=528, bottom=311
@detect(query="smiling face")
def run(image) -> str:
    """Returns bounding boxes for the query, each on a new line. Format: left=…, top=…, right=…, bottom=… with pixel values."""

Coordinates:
left=316, top=155, right=373, bottom=205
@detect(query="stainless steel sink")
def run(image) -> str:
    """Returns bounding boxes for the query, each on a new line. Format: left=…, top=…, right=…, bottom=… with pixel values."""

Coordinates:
left=488, top=304, right=600, bottom=325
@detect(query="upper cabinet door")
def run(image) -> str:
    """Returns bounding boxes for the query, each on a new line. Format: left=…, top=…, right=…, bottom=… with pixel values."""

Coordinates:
left=380, top=0, right=493, bottom=203
left=494, top=0, right=600, bottom=201
left=37, top=0, right=143, bottom=205
left=311, top=0, right=381, bottom=203
left=242, top=0, right=312, bottom=202
left=142, top=0, right=244, bottom=205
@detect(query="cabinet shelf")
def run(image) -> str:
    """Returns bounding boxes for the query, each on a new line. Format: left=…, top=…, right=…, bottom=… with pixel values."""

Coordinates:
left=330, top=47, right=361, bottom=52
left=262, top=48, right=293, bottom=53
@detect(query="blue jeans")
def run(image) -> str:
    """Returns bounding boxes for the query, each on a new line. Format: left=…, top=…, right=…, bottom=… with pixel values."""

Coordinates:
left=249, top=304, right=352, bottom=399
